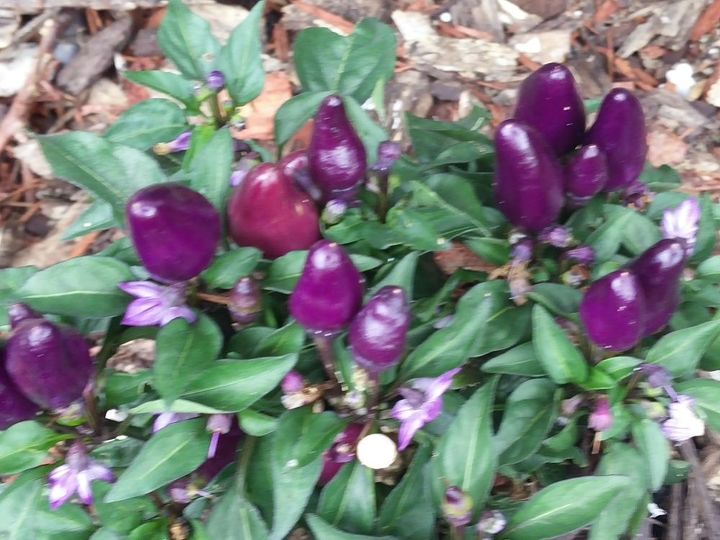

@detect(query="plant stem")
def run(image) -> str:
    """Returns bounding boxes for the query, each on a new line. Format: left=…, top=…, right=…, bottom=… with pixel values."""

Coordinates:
left=236, top=436, right=256, bottom=489
left=679, top=440, right=720, bottom=538
left=209, top=93, right=225, bottom=126
left=313, top=335, right=344, bottom=387
left=377, top=172, right=390, bottom=223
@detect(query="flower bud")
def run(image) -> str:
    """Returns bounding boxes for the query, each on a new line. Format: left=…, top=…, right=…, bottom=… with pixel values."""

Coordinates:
left=308, top=95, right=367, bottom=203
left=206, top=70, right=225, bottom=91
left=538, top=225, right=572, bottom=248
left=629, top=239, right=686, bottom=336
left=563, top=245, right=595, bottom=266
left=154, top=131, right=192, bottom=155
left=349, top=286, right=410, bottom=374
left=493, top=120, right=564, bottom=233
left=565, top=144, right=608, bottom=205
left=127, top=183, right=220, bottom=283
left=442, top=486, right=473, bottom=528
left=6, top=313, right=93, bottom=409
left=281, top=370, right=305, bottom=394
left=322, top=199, right=348, bottom=225
left=319, top=423, right=363, bottom=485
left=289, top=240, right=364, bottom=337
left=584, top=89, right=647, bottom=191
left=0, top=349, right=39, bottom=429
left=228, top=277, right=261, bottom=325
left=228, top=163, right=320, bottom=259
left=579, top=270, right=646, bottom=351
left=279, top=151, right=322, bottom=201
left=589, top=397, right=613, bottom=432
left=370, top=141, right=402, bottom=173
left=514, top=63, right=585, bottom=155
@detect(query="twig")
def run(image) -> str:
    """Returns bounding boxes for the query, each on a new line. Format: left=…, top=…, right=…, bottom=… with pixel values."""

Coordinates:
left=11, top=8, right=60, bottom=45
left=668, top=483, right=683, bottom=540
left=0, top=17, right=59, bottom=156
left=679, top=440, right=720, bottom=538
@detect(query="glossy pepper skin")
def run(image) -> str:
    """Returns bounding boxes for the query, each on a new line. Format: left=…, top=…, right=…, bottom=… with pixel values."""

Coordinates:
left=228, top=163, right=320, bottom=259
left=493, top=120, right=565, bottom=233
left=278, top=150, right=321, bottom=201
left=629, top=239, right=686, bottom=337
left=514, top=63, right=586, bottom=156
left=349, top=286, right=410, bottom=374
left=127, top=184, right=220, bottom=283
left=308, top=95, right=367, bottom=202
left=0, top=349, right=39, bottom=429
left=289, top=240, right=364, bottom=337
left=6, top=312, right=93, bottom=410
left=584, top=88, right=647, bottom=191
left=319, top=423, right=363, bottom=486
left=579, top=270, right=646, bottom=351
left=565, top=144, right=608, bottom=205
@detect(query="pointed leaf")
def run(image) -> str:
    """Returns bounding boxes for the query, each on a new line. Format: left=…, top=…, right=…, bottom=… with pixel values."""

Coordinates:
left=675, top=379, right=720, bottom=433
left=206, top=484, right=269, bottom=540
left=274, top=91, right=331, bottom=146
left=368, top=252, right=418, bottom=300
left=189, top=128, right=233, bottom=210
left=123, top=70, right=197, bottom=108
left=0, top=422, right=69, bottom=475
left=532, top=304, right=589, bottom=384
left=481, top=342, right=544, bottom=377
left=646, top=319, right=720, bottom=377
left=632, top=419, right=669, bottom=492
left=317, top=461, right=376, bottom=535
left=306, top=514, right=397, bottom=540
left=105, top=99, right=187, bottom=150
left=202, top=247, right=262, bottom=289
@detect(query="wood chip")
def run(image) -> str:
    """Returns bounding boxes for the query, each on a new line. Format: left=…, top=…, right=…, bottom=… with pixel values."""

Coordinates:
left=691, top=0, right=720, bottom=40
left=593, top=0, right=619, bottom=24
left=232, top=72, right=292, bottom=141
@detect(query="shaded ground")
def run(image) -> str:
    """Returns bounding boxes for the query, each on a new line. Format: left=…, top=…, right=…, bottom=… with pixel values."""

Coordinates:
left=0, top=0, right=719, bottom=538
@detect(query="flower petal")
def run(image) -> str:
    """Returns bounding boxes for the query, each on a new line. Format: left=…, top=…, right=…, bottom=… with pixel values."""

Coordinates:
left=75, top=471, right=94, bottom=506
left=86, top=463, right=116, bottom=484
left=160, top=305, right=197, bottom=326
left=48, top=471, right=78, bottom=510
left=122, top=298, right=165, bottom=326
left=391, top=398, right=417, bottom=422
left=397, top=413, right=427, bottom=451
left=118, top=281, right=164, bottom=299
left=418, top=368, right=462, bottom=402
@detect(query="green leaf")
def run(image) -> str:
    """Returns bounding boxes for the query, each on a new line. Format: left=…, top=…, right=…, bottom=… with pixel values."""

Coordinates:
left=431, top=379, right=497, bottom=515
left=378, top=445, right=434, bottom=540
left=307, top=514, right=397, bottom=540
left=590, top=445, right=647, bottom=540
left=579, top=367, right=616, bottom=391
left=216, top=1, right=266, bottom=105
left=464, top=237, right=510, bottom=266
left=154, top=315, right=223, bottom=403
left=692, top=196, right=717, bottom=263
left=182, top=354, right=297, bottom=412
left=526, top=283, right=582, bottom=317
left=342, top=96, right=389, bottom=164
left=317, top=461, right=376, bottom=534
left=238, top=410, right=277, bottom=437
left=105, top=99, right=187, bottom=150
left=129, top=399, right=226, bottom=415
left=39, top=132, right=167, bottom=222
left=0, top=267, right=37, bottom=327
left=639, top=163, right=682, bottom=191
left=646, top=319, right=720, bottom=377
left=532, top=304, right=589, bottom=384
left=252, top=323, right=306, bottom=357
left=157, top=0, right=220, bottom=80
left=62, top=200, right=116, bottom=241
left=206, top=484, right=270, bottom=540
left=16, top=256, right=133, bottom=318
left=494, top=379, right=558, bottom=465
left=274, top=91, right=331, bottom=147
left=481, top=342, right=544, bottom=377
left=400, top=283, right=497, bottom=380
left=189, top=128, right=233, bottom=210
left=621, top=211, right=661, bottom=255
left=632, top=419, right=669, bottom=492
left=586, top=206, right=633, bottom=262
left=595, top=356, right=642, bottom=381
left=0, top=422, right=68, bottom=475
left=368, top=252, right=418, bottom=299
left=675, top=379, right=720, bottom=432
left=124, top=70, right=197, bottom=108
left=504, top=476, right=631, bottom=540
left=294, top=19, right=396, bottom=103
left=93, top=483, right=156, bottom=535
left=105, top=418, right=210, bottom=502
left=202, top=247, right=262, bottom=289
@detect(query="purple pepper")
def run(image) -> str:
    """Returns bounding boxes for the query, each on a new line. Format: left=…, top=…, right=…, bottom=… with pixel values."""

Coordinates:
left=279, top=150, right=322, bottom=201
left=349, top=286, right=410, bottom=374
left=8, top=303, right=40, bottom=328
left=629, top=239, right=686, bottom=337
left=493, top=120, right=565, bottom=233
left=579, top=270, right=646, bottom=351
left=318, top=423, right=363, bottom=486
left=228, top=163, right=320, bottom=259
left=289, top=240, right=364, bottom=337
left=0, top=349, right=39, bottom=429
left=565, top=144, right=608, bottom=205
left=514, top=63, right=586, bottom=156
left=308, top=95, right=367, bottom=203
left=6, top=311, right=93, bottom=409
left=127, top=184, right=220, bottom=283
left=228, top=277, right=262, bottom=325
left=584, top=88, right=647, bottom=191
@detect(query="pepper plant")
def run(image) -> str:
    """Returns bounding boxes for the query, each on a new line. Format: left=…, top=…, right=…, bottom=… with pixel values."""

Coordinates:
left=1, top=2, right=720, bottom=539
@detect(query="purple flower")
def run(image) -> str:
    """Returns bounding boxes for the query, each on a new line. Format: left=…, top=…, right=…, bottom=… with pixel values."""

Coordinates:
left=588, top=397, right=613, bottom=432
left=442, top=486, right=473, bottom=528
left=119, top=281, right=196, bottom=327
left=637, top=364, right=678, bottom=400
left=661, top=394, right=705, bottom=442
left=662, top=199, right=701, bottom=257
left=538, top=225, right=573, bottom=248
left=154, top=131, right=192, bottom=155
left=152, top=412, right=198, bottom=433
left=511, top=238, right=533, bottom=264
left=370, top=141, right=402, bottom=173
left=281, top=370, right=305, bottom=394
left=564, top=245, right=595, bottom=265
left=206, top=414, right=233, bottom=459
left=391, top=368, right=460, bottom=451
left=476, top=510, right=507, bottom=536
left=48, top=441, right=115, bottom=509
left=229, top=156, right=258, bottom=187
left=206, top=70, right=225, bottom=91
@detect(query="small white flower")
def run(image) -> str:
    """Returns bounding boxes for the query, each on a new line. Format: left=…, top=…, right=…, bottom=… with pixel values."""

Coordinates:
left=661, top=199, right=701, bottom=257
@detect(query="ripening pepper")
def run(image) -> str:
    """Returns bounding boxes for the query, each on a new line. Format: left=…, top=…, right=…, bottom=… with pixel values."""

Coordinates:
left=127, top=184, right=220, bottom=283
left=279, top=150, right=321, bottom=201
left=289, top=240, right=364, bottom=336
left=6, top=309, right=93, bottom=409
left=629, top=239, right=686, bottom=337
left=565, top=144, right=608, bottom=205
left=349, top=286, right=410, bottom=374
left=493, top=120, right=565, bottom=233
left=228, top=163, right=320, bottom=259
left=0, top=349, right=39, bottom=429
left=579, top=270, right=646, bottom=351
left=584, top=88, right=647, bottom=191
left=308, top=95, right=367, bottom=202
left=228, top=276, right=262, bottom=325
left=514, top=63, right=586, bottom=156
